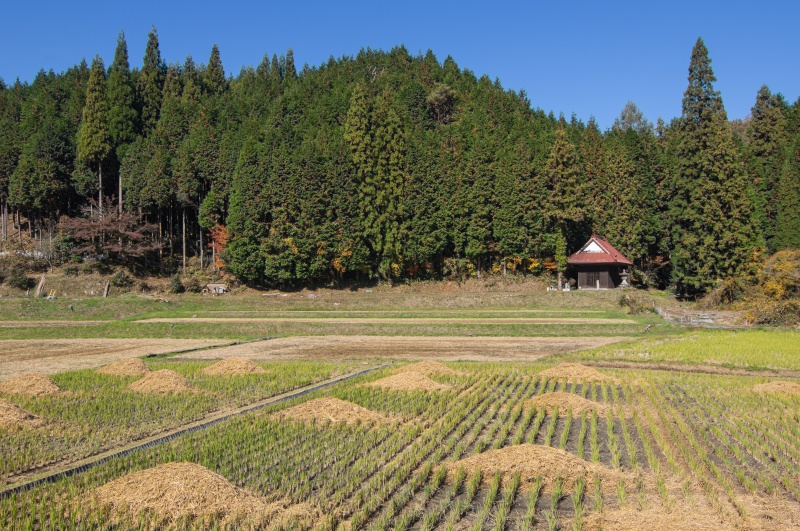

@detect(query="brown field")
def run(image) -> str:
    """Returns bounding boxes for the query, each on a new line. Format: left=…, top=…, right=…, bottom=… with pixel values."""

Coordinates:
left=174, top=335, right=630, bottom=362
left=0, top=338, right=227, bottom=380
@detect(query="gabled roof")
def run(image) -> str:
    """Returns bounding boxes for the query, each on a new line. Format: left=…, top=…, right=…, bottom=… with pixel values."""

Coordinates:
left=567, top=234, right=633, bottom=266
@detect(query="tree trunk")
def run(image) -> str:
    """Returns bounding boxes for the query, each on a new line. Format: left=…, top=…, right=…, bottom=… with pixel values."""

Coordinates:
left=198, top=215, right=203, bottom=270
left=17, top=210, right=22, bottom=243
left=118, top=171, right=123, bottom=218
left=1, top=197, right=6, bottom=242
left=98, top=165, right=103, bottom=217
left=182, top=208, right=187, bottom=275
left=476, top=257, right=481, bottom=279
left=558, top=271, right=563, bottom=291
left=158, top=209, right=163, bottom=272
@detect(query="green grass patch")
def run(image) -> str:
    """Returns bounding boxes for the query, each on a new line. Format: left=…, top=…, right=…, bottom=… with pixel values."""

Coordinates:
left=568, top=329, right=800, bottom=371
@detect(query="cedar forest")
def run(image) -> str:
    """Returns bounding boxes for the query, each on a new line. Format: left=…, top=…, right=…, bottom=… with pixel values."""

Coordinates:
left=0, top=30, right=799, bottom=297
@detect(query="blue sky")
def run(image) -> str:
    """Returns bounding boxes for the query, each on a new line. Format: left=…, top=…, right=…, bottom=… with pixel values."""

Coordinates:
left=2, top=1, right=798, bottom=129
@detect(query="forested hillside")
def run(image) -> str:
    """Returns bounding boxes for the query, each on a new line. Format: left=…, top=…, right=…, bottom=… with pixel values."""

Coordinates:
left=1, top=30, right=798, bottom=296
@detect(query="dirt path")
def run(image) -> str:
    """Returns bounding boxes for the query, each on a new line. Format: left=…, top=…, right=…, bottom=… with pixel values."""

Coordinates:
left=0, top=321, right=109, bottom=328
left=137, top=317, right=637, bottom=325
left=174, top=335, right=631, bottom=362
left=0, top=339, right=228, bottom=380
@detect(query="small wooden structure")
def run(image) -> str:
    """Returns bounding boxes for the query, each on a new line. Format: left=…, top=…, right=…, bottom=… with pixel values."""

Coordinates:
left=204, top=283, right=228, bottom=295
left=567, top=235, right=633, bottom=290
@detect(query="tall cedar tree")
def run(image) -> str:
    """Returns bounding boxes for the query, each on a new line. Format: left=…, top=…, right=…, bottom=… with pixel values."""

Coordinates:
left=107, top=31, right=139, bottom=215
left=204, top=44, right=226, bottom=96
left=76, top=56, right=110, bottom=213
left=669, top=38, right=758, bottom=296
left=138, top=27, right=165, bottom=134
left=544, top=127, right=586, bottom=269
left=747, top=85, right=788, bottom=250
left=0, top=80, right=24, bottom=240
left=775, top=138, right=800, bottom=249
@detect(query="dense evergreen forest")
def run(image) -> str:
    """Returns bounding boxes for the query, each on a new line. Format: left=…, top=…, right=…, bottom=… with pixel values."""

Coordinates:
left=1, top=29, right=799, bottom=297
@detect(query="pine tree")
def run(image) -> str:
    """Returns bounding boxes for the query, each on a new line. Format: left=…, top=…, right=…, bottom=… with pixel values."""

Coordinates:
left=107, top=31, right=138, bottom=216
left=747, top=85, right=788, bottom=250
left=204, top=44, right=226, bottom=96
left=283, top=49, right=297, bottom=84
left=775, top=138, right=800, bottom=249
left=138, top=27, right=165, bottom=134
left=77, top=56, right=111, bottom=213
left=668, top=38, right=759, bottom=296
left=544, top=127, right=587, bottom=255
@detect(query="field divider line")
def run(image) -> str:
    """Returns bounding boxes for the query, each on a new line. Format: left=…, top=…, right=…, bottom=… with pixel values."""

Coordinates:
left=0, top=362, right=391, bottom=499
left=143, top=335, right=278, bottom=359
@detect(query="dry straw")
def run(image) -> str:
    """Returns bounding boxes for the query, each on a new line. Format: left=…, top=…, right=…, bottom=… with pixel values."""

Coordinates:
left=0, top=397, right=41, bottom=428
left=0, top=372, right=63, bottom=397
left=277, top=397, right=388, bottom=425
left=366, top=371, right=451, bottom=392
left=128, top=370, right=195, bottom=395
left=539, top=363, right=620, bottom=383
left=447, top=444, right=620, bottom=491
left=95, top=358, right=151, bottom=377
left=393, top=360, right=461, bottom=376
left=525, top=391, right=614, bottom=416
left=200, top=357, right=267, bottom=376
left=753, top=381, right=800, bottom=395
left=93, top=462, right=268, bottom=524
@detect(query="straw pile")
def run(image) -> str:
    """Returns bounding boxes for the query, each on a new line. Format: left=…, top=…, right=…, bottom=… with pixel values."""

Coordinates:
left=753, top=381, right=800, bottom=395
left=539, top=363, right=619, bottom=383
left=580, top=506, right=723, bottom=530
left=447, top=444, right=619, bottom=491
left=0, top=372, right=63, bottom=397
left=394, top=361, right=460, bottom=376
left=94, top=462, right=267, bottom=524
left=525, top=392, right=612, bottom=416
left=201, top=357, right=267, bottom=376
left=0, top=398, right=41, bottom=428
left=96, top=358, right=151, bottom=377
left=278, top=397, right=388, bottom=425
left=366, top=371, right=451, bottom=392
left=128, top=370, right=195, bottom=395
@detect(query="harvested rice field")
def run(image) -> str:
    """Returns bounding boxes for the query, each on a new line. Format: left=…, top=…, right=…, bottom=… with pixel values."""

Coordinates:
left=2, top=359, right=799, bottom=530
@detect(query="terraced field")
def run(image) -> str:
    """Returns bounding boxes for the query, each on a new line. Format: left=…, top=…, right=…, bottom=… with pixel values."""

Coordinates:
left=2, top=359, right=798, bottom=530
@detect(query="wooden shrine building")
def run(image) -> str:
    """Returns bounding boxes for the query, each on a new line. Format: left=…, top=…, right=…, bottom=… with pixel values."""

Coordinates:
left=567, top=235, right=633, bottom=289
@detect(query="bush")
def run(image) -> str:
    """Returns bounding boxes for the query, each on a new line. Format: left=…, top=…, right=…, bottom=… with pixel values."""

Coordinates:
left=183, top=275, right=204, bottom=293
left=618, top=292, right=653, bottom=315
left=110, top=269, right=133, bottom=288
left=168, top=274, right=185, bottom=294
left=5, top=271, right=35, bottom=291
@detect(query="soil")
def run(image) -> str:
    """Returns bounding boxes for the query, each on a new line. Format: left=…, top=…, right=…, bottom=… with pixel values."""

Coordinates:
left=93, top=462, right=268, bottom=524
left=174, top=335, right=630, bottom=362
left=580, top=506, right=724, bottom=531
left=524, top=391, right=612, bottom=416
left=128, top=370, right=195, bottom=395
left=95, top=358, right=151, bottom=377
left=0, top=398, right=41, bottom=428
left=0, top=372, right=63, bottom=396
left=277, top=397, right=387, bottom=425
left=393, top=360, right=460, bottom=376
left=539, top=363, right=620, bottom=383
left=446, top=443, right=620, bottom=491
left=200, top=357, right=266, bottom=376
left=138, top=316, right=637, bottom=325
left=0, top=338, right=227, bottom=380
left=366, top=371, right=451, bottom=392
left=753, top=381, right=800, bottom=395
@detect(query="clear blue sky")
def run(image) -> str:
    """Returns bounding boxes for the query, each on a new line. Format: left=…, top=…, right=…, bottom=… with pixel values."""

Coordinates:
left=2, top=1, right=798, bottom=129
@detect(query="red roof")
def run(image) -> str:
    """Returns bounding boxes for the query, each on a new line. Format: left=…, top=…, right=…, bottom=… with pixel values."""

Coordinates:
left=567, top=235, right=633, bottom=266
